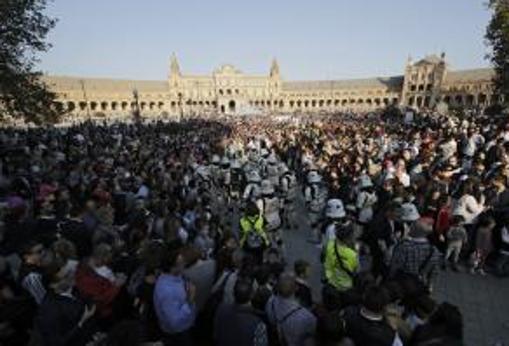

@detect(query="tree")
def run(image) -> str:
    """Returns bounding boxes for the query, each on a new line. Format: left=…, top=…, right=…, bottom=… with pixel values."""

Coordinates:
left=0, top=0, right=59, bottom=124
left=486, top=0, right=509, bottom=107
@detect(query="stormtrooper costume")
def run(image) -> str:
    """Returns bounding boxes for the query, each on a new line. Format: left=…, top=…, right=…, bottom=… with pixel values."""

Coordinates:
left=279, top=164, right=298, bottom=229
left=243, top=170, right=262, bottom=203
left=257, top=180, right=283, bottom=247
left=305, top=171, right=328, bottom=244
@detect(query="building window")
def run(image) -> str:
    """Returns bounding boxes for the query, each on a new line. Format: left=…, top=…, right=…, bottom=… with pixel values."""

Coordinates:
left=418, top=84, right=424, bottom=91
left=426, top=84, right=432, bottom=91
left=410, top=85, right=416, bottom=92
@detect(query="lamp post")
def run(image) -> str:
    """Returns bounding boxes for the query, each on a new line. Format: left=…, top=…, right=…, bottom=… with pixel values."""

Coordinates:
left=132, top=88, right=141, bottom=122
left=80, top=80, right=90, bottom=120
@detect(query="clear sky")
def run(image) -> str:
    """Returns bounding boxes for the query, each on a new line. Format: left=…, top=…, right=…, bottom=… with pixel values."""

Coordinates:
left=38, top=0, right=492, bottom=81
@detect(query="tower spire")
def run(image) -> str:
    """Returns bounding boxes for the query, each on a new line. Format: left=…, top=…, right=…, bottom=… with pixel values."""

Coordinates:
left=270, top=58, right=280, bottom=78
left=170, top=53, right=181, bottom=76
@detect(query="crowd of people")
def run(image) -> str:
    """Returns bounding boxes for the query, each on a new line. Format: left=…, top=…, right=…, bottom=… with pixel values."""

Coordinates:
left=0, top=109, right=508, bottom=346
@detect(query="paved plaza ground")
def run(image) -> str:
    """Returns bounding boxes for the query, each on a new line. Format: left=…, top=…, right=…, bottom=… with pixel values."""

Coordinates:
left=228, top=194, right=509, bottom=346
left=279, top=199, right=509, bottom=346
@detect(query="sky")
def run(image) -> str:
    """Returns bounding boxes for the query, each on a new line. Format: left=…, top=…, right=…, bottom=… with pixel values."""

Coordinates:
left=38, top=0, right=493, bottom=81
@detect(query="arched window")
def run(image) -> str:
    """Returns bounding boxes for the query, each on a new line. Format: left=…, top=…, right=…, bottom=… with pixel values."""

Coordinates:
left=289, top=100, right=295, bottom=108
left=121, top=101, right=128, bottom=110
left=304, top=100, right=309, bottom=107
left=67, top=101, right=76, bottom=112
left=90, top=102, right=98, bottom=111
left=140, top=102, right=146, bottom=110
left=79, top=101, right=87, bottom=111
left=158, top=102, right=164, bottom=109
left=318, top=100, right=324, bottom=107
left=100, top=102, right=108, bottom=111
left=111, top=102, right=118, bottom=111
left=455, top=95, right=463, bottom=105
left=149, top=102, right=156, bottom=110
left=296, top=100, right=302, bottom=107
left=311, top=100, right=317, bottom=107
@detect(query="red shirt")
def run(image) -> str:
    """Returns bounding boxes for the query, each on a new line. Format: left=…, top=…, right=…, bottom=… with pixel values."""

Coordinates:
left=75, top=262, right=120, bottom=318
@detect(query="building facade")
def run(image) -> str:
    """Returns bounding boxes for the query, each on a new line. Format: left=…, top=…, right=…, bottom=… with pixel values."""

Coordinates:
left=42, top=53, right=500, bottom=119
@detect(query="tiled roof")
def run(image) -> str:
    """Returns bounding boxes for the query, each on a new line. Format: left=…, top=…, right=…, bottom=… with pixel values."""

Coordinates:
left=282, top=76, right=404, bottom=91
left=445, top=68, right=494, bottom=83
left=42, top=75, right=168, bottom=93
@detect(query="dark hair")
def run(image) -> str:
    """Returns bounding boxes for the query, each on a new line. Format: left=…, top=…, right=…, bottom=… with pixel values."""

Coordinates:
left=160, top=242, right=182, bottom=273
left=294, top=259, right=310, bottom=277
left=245, top=201, right=259, bottom=217
left=362, top=285, right=389, bottom=314
left=429, top=302, right=463, bottom=339
left=234, top=277, right=254, bottom=305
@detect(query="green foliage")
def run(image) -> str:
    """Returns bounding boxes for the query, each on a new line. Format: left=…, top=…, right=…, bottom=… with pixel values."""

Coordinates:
left=0, top=0, right=60, bottom=124
left=486, top=0, right=509, bottom=107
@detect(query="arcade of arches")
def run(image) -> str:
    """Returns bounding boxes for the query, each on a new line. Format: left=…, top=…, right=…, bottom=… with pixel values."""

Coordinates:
left=42, top=53, right=501, bottom=119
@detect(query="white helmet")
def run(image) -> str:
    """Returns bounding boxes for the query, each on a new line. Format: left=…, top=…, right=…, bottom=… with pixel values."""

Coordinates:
left=261, top=180, right=275, bottom=195
left=196, top=166, right=210, bottom=180
left=279, top=164, right=289, bottom=174
left=220, top=156, right=230, bottom=166
left=247, top=171, right=261, bottom=183
left=231, top=160, right=242, bottom=169
left=325, top=199, right=346, bottom=219
left=307, top=171, right=322, bottom=184
left=212, top=155, right=221, bottom=165
left=399, top=202, right=420, bottom=222
left=359, top=175, right=374, bottom=188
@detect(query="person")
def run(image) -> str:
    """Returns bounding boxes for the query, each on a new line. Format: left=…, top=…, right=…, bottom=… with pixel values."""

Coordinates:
left=153, top=246, right=196, bottom=346
left=18, top=241, right=47, bottom=305
left=365, top=202, right=401, bottom=278
left=409, top=302, right=464, bottom=346
left=444, top=215, right=468, bottom=272
left=322, top=198, right=348, bottom=247
left=471, top=214, right=496, bottom=275
left=305, top=171, right=327, bottom=244
left=243, top=171, right=262, bottom=203
left=294, top=260, right=313, bottom=309
left=266, top=272, right=317, bottom=346
left=322, top=222, right=358, bottom=309
left=75, top=243, right=126, bottom=320
left=279, top=164, right=299, bottom=230
left=214, top=278, right=269, bottom=346
left=390, top=218, right=441, bottom=291
left=341, top=285, right=403, bottom=346
left=36, top=258, right=97, bottom=346
left=257, top=180, right=282, bottom=246
left=355, top=175, right=378, bottom=229
left=240, top=202, right=269, bottom=265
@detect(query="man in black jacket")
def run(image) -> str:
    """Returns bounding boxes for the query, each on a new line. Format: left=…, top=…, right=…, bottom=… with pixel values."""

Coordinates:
left=214, top=277, right=268, bottom=346
left=36, top=258, right=97, bottom=346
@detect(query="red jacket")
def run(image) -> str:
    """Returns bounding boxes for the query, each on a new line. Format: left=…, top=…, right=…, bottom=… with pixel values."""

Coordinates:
left=435, top=205, right=452, bottom=238
left=75, top=262, right=120, bottom=318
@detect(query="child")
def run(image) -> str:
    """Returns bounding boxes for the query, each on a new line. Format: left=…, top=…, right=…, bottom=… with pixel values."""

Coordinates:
left=471, top=214, right=496, bottom=275
left=444, top=215, right=468, bottom=271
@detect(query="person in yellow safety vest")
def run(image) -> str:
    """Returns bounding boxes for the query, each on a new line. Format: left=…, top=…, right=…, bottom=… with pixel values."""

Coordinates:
left=323, top=221, right=359, bottom=309
left=240, top=201, right=269, bottom=264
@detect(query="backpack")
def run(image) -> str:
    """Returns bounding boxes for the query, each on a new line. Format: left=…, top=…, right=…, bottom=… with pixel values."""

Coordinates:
left=269, top=299, right=303, bottom=346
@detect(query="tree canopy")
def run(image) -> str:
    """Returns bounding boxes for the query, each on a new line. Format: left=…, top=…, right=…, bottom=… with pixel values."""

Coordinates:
left=486, top=0, right=509, bottom=107
left=0, top=0, right=59, bottom=123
